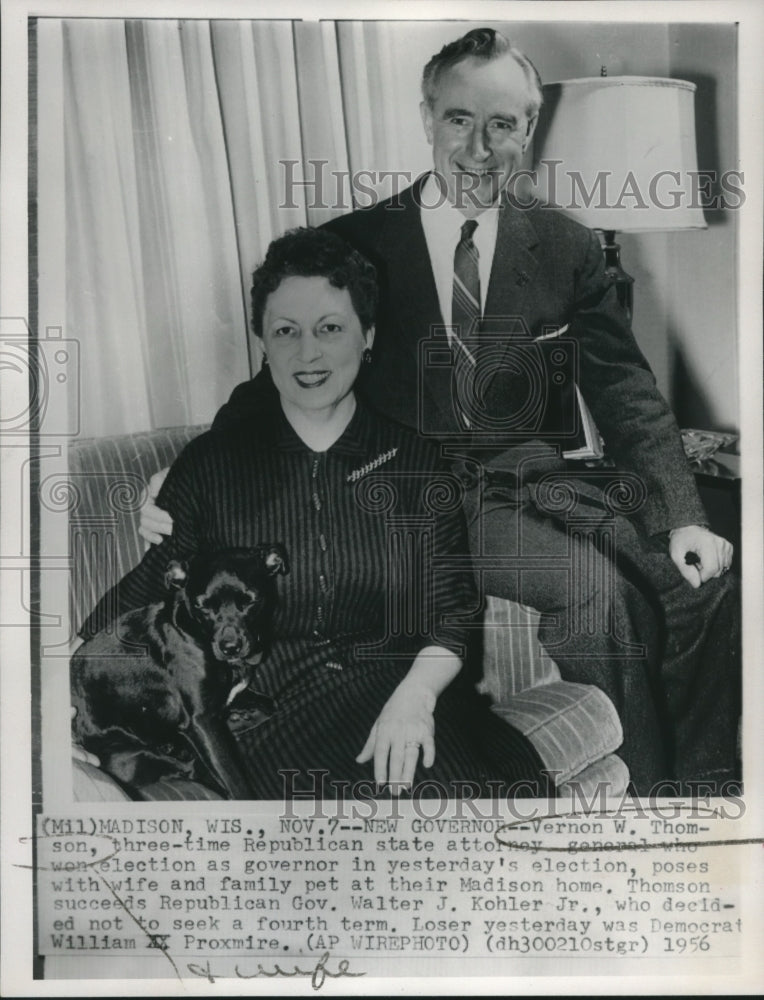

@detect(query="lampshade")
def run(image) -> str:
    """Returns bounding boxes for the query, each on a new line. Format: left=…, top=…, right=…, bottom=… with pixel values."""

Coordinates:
left=529, top=77, right=707, bottom=232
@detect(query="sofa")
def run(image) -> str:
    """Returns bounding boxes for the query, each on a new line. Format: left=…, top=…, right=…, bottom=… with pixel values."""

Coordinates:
left=68, top=425, right=628, bottom=800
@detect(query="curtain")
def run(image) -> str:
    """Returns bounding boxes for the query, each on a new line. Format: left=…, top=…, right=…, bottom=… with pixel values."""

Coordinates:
left=58, top=20, right=246, bottom=435
left=209, top=19, right=352, bottom=371
left=42, top=17, right=375, bottom=437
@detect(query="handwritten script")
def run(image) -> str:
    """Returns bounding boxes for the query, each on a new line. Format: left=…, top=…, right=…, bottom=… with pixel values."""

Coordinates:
left=187, top=951, right=364, bottom=990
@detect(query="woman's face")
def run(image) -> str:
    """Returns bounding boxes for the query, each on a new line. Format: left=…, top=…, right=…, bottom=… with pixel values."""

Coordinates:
left=261, top=276, right=374, bottom=416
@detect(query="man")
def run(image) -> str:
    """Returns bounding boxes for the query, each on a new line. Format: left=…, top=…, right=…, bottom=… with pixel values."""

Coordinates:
left=141, top=28, right=739, bottom=794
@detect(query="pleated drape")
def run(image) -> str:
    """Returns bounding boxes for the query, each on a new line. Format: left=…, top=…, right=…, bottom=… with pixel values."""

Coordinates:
left=57, top=19, right=251, bottom=435
left=43, top=16, right=405, bottom=437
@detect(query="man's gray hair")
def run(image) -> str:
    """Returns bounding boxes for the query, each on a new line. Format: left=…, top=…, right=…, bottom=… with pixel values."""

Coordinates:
left=421, top=27, right=543, bottom=118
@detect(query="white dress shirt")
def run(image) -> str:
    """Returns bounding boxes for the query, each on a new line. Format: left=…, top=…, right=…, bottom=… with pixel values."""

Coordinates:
left=419, top=172, right=500, bottom=332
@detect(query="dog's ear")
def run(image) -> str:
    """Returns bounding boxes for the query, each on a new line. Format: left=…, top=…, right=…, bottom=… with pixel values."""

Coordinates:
left=259, top=544, right=289, bottom=577
left=164, top=560, right=188, bottom=590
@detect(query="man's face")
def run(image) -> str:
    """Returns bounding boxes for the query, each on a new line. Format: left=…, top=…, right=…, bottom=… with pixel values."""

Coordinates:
left=421, top=54, right=537, bottom=218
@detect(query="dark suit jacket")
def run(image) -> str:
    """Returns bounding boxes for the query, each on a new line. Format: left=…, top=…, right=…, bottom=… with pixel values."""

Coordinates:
left=218, top=176, right=705, bottom=537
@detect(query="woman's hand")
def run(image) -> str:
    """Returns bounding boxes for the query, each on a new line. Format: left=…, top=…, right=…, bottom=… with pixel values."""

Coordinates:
left=356, top=681, right=436, bottom=794
left=355, top=646, right=461, bottom=795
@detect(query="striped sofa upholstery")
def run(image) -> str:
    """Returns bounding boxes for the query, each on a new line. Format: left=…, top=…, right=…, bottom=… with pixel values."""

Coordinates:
left=68, top=424, right=209, bottom=636
left=69, top=426, right=627, bottom=798
left=480, top=597, right=626, bottom=791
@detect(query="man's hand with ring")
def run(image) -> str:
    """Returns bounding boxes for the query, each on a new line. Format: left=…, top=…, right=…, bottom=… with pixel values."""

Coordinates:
left=669, top=524, right=734, bottom=588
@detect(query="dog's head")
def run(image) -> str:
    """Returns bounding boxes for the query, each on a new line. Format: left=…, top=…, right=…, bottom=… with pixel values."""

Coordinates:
left=164, top=546, right=288, bottom=674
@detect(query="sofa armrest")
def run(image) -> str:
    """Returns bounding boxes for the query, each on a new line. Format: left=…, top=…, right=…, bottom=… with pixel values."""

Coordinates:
left=491, top=681, right=624, bottom=785
left=481, top=596, right=560, bottom=698
left=72, top=758, right=223, bottom=802
left=480, top=595, right=628, bottom=787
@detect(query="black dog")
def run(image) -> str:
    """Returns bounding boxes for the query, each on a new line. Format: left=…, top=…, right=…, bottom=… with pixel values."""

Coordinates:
left=71, top=546, right=288, bottom=799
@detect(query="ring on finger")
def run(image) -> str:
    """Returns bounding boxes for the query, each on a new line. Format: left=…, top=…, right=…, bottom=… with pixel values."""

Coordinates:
left=405, top=740, right=421, bottom=749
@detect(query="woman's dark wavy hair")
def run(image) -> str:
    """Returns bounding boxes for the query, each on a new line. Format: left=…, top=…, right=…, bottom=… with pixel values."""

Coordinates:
left=251, top=227, right=378, bottom=337
left=421, top=27, right=543, bottom=117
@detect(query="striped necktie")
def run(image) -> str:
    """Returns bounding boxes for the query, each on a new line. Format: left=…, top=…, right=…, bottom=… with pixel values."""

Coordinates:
left=451, top=219, right=481, bottom=364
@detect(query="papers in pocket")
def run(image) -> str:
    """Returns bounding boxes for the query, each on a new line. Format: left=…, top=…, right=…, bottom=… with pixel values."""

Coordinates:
left=534, top=323, right=570, bottom=341
left=531, top=325, right=604, bottom=459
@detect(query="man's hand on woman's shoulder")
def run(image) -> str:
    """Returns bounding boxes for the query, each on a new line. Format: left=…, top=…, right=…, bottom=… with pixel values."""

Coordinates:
left=139, top=467, right=173, bottom=545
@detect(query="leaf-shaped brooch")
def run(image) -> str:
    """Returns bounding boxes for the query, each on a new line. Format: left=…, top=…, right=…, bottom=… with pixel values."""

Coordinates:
left=346, top=447, right=399, bottom=483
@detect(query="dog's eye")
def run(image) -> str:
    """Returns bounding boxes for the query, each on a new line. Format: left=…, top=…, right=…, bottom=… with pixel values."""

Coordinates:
left=236, top=590, right=261, bottom=611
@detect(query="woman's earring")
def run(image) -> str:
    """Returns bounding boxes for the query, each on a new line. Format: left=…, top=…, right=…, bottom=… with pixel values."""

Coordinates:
left=262, top=354, right=269, bottom=368
left=362, top=348, right=372, bottom=365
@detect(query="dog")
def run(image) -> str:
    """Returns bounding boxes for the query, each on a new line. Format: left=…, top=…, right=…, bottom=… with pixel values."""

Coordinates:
left=71, top=546, right=288, bottom=799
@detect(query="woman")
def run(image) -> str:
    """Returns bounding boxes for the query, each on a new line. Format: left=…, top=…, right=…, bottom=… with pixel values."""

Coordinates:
left=84, top=228, right=549, bottom=800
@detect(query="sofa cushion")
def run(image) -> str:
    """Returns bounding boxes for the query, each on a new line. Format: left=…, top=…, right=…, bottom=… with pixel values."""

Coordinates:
left=557, top=753, right=630, bottom=801
left=72, top=759, right=224, bottom=801
left=72, top=759, right=131, bottom=802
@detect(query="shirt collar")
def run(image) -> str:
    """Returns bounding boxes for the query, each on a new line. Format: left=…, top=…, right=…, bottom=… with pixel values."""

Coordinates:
left=420, top=172, right=501, bottom=246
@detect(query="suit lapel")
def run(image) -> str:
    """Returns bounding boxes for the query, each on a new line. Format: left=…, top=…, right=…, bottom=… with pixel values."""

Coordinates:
left=376, top=181, right=542, bottom=344
left=370, top=181, right=544, bottom=433
left=376, top=176, right=443, bottom=344
left=484, top=197, right=540, bottom=338
left=373, top=177, right=461, bottom=431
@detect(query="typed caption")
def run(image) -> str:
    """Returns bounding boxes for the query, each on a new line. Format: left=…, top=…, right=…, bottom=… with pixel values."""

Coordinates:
left=35, top=800, right=751, bottom=982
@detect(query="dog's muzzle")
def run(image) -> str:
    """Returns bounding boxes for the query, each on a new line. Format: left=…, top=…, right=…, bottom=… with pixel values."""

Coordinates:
left=213, top=631, right=263, bottom=697
left=213, top=624, right=262, bottom=664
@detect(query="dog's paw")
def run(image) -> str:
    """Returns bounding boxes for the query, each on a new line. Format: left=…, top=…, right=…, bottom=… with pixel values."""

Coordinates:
left=227, top=688, right=277, bottom=736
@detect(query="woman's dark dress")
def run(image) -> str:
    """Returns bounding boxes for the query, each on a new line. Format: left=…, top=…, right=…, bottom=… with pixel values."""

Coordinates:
left=84, top=397, right=548, bottom=798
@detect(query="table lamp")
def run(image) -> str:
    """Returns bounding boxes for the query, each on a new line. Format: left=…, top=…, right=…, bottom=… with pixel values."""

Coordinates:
left=530, top=75, right=707, bottom=321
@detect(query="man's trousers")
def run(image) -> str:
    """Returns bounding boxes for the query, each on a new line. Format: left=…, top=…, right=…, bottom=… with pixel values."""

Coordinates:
left=463, top=468, right=741, bottom=796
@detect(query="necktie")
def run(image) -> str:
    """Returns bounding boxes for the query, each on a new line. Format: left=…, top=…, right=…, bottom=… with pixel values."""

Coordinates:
left=451, top=220, right=480, bottom=427
left=451, top=219, right=481, bottom=364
